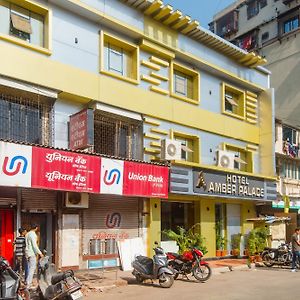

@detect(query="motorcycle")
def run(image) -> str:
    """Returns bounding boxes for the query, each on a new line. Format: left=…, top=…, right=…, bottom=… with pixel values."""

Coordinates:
left=132, top=246, right=174, bottom=288
left=166, top=248, right=211, bottom=282
left=35, top=254, right=83, bottom=300
left=0, top=256, right=25, bottom=300
left=261, top=243, right=296, bottom=267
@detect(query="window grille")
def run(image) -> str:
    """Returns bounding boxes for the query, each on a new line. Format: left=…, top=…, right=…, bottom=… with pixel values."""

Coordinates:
left=0, top=92, right=53, bottom=146
left=94, top=111, right=142, bottom=160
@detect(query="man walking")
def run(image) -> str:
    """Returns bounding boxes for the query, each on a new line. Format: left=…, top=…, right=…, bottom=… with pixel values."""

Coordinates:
left=14, top=227, right=28, bottom=282
left=25, top=224, right=44, bottom=288
left=291, top=228, right=300, bottom=272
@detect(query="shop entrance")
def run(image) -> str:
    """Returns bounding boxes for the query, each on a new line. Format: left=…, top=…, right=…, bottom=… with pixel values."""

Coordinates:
left=0, top=210, right=14, bottom=265
left=161, top=201, right=194, bottom=238
left=21, top=213, right=54, bottom=257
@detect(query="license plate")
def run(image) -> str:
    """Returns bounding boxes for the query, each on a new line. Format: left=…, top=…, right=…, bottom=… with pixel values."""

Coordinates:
left=71, top=290, right=83, bottom=300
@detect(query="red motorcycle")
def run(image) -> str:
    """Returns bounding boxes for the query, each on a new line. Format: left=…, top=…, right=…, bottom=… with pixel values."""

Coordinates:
left=166, top=248, right=211, bottom=282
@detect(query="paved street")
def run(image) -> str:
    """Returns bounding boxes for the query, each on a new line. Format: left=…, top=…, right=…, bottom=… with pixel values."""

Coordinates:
left=87, top=268, right=300, bottom=300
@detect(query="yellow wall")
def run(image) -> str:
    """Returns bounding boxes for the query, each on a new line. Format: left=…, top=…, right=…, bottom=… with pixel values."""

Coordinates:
left=148, top=198, right=161, bottom=256
left=199, top=199, right=216, bottom=257
left=0, top=42, right=261, bottom=145
left=241, top=202, right=256, bottom=235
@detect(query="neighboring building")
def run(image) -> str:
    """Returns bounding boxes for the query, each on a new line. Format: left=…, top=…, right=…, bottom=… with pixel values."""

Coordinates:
left=210, top=0, right=300, bottom=238
left=0, top=0, right=275, bottom=269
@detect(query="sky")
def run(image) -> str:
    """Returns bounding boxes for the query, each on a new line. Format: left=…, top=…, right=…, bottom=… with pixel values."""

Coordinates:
left=165, top=0, right=236, bottom=29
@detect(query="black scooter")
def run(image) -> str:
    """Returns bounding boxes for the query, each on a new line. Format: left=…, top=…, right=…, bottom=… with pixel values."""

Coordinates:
left=132, top=246, right=174, bottom=288
left=0, top=256, right=25, bottom=300
left=35, top=254, right=83, bottom=300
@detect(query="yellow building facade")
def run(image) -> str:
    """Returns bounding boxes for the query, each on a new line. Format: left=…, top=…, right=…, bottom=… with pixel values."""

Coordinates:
left=0, top=0, right=276, bottom=262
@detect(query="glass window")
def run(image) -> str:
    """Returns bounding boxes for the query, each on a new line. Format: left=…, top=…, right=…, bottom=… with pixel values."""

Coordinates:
left=161, top=201, right=195, bottom=239
left=283, top=126, right=297, bottom=144
left=284, top=17, right=299, bottom=34
left=223, top=83, right=246, bottom=119
left=260, top=0, right=267, bottom=8
left=173, top=70, right=194, bottom=99
left=107, top=44, right=124, bottom=75
left=247, top=1, right=259, bottom=19
left=171, top=63, right=199, bottom=102
left=102, top=33, right=138, bottom=82
left=174, top=135, right=196, bottom=163
left=0, top=1, right=45, bottom=47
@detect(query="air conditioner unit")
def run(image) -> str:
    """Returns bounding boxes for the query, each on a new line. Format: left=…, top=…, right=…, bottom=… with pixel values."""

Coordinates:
left=161, top=139, right=182, bottom=161
left=217, top=150, right=235, bottom=170
left=65, top=192, right=89, bottom=208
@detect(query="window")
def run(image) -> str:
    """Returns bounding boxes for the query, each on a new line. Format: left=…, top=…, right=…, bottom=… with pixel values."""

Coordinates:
left=0, top=92, right=53, bottom=145
left=283, top=16, right=299, bottom=33
left=94, top=111, right=142, bottom=159
left=260, top=0, right=267, bottom=8
left=261, top=31, right=269, bottom=41
left=225, top=144, right=253, bottom=173
left=247, top=0, right=259, bottom=19
left=172, top=131, right=200, bottom=164
left=161, top=202, right=195, bottom=239
left=171, top=62, right=199, bottom=104
left=101, top=32, right=139, bottom=84
left=283, top=125, right=297, bottom=145
left=0, top=0, right=50, bottom=54
left=222, top=83, right=245, bottom=120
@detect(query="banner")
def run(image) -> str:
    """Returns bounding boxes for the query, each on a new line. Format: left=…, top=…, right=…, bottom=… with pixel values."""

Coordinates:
left=123, top=161, right=169, bottom=198
left=31, top=147, right=100, bottom=193
left=0, top=141, right=169, bottom=198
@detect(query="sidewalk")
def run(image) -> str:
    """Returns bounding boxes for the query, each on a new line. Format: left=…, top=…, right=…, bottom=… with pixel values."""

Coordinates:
left=77, top=258, right=249, bottom=297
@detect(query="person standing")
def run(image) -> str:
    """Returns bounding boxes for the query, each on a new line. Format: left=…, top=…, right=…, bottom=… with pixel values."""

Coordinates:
left=14, top=227, right=28, bottom=282
left=25, top=224, right=44, bottom=288
left=291, top=228, right=300, bottom=272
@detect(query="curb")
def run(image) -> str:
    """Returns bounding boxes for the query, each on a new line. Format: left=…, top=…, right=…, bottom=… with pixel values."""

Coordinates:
left=212, top=264, right=249, bottom=274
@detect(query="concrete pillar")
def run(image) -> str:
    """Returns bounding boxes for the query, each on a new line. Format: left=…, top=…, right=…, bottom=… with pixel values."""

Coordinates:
left=199, top=199, right=215, bottom=257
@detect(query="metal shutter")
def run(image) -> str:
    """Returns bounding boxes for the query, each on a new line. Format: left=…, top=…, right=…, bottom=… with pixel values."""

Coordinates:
left=82, top=194, right=140, bottom=255
left=21, top=188, right=57, bottom=212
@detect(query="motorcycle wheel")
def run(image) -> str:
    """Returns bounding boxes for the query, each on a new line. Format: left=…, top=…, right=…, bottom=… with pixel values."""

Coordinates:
left=159, top=273, right=174, bottom=288
left=135, top=274, right=143, bottom=283
left=262, top=252, right=275, bottom=267
left=193, top=264, right=211, bottom=282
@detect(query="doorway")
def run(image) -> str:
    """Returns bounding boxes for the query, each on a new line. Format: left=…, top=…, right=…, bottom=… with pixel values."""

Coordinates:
left=161, top=201, right=194, bottom=239
left=0, top=210, right=14, bottom=265
left=21, top=213, right=54, bottom=257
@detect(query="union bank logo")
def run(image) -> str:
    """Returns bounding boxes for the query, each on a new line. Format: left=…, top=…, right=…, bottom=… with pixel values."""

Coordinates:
left=103, top=169, right=121, bottom=185
left=2, top=155, right=28, bottom=176
left=100, top=158, right=124, bottom=195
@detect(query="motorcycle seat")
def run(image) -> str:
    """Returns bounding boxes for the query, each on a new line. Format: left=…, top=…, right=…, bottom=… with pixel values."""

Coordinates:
left=264, top=247, right=278, bottom=251
left=51, top=272, right=66, bottom=285
left=168, top=252, right=181, bottom=258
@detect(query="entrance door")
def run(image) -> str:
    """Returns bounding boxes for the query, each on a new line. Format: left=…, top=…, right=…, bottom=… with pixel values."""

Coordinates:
left=21, top=213, right=53, bottom=256
left=0, top=210, right=14, bottom=265
left=226, top=204, right=241, bottom=254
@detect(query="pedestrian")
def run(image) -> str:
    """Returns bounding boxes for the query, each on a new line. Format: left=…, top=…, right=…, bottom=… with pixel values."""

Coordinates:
left=291, top=227, right=300, bottom=272
left=25, top=224, right=44, bottom=288
left=14, top=227, right=28, bottom=283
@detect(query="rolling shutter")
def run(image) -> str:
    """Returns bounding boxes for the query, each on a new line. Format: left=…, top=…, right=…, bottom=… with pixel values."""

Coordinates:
left=21, top=188, right=57, bottom=212
left=82, top=194, right=140, bottom=255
